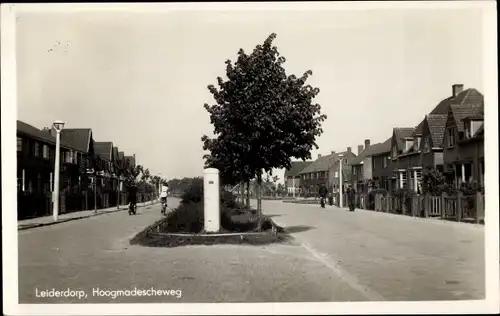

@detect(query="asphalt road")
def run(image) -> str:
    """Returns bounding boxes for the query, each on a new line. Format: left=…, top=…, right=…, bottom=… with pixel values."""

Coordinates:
left=260, top=200, right=485, bottom=301
left=17, top=198, right=484, bottom=303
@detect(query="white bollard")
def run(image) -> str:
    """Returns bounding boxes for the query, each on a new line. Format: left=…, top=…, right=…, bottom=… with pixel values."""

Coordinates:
left=203, top=168, right=220, bottom=232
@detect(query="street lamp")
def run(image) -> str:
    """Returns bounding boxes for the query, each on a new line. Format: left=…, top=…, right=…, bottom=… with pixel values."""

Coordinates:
left=338, top=154, right=344, bottom=209
left=52, top=120, right=65, bottom=222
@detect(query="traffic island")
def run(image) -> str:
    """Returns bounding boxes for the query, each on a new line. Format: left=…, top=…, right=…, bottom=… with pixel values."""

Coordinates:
left=130, top=202, right=292, bottom=248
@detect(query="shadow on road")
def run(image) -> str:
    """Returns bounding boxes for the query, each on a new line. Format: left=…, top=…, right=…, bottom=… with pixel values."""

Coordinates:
left=283, top=225, right=315, bottom=233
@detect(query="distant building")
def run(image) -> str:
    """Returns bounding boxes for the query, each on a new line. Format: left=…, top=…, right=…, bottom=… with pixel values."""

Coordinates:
left=298, top=147, right=356, bottom=195
left=284, top=161, right=312, bottom=195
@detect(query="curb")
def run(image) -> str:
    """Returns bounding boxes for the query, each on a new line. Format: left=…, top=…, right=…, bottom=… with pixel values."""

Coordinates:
left=18, top=201, right=159, bottom=231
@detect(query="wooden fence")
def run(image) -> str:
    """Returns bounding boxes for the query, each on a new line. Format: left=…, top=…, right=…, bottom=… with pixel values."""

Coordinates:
left=372, top=191, right=484, bottom=224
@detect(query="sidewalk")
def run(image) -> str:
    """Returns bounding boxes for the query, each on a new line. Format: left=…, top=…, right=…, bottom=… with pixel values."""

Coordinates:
left=18, top=199, right=160, bottom=231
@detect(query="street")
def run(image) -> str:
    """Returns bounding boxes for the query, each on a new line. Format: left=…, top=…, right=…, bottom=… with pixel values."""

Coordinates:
left=18, top=198, right=484, bottom=303
left=260, top=200, right=485, bottom=301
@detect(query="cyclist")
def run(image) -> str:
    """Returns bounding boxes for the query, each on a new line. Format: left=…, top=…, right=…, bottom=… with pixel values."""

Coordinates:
left=127, top=182, right=138, bottom=215
left=160, top=183, right=169, bottom=214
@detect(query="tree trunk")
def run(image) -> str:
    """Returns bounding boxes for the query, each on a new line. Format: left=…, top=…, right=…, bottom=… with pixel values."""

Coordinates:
left=240, top=182, right=245, bottom=205
left=246, top=181, right=250, bottom=208
left=257, top=172, right=262, bottom=216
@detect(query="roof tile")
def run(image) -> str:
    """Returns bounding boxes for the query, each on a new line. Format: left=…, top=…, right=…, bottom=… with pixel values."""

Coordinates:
left=430, top=88, right=483, bottom=114
left=450, top=104, right=484, bottom=132
left=426, top=114, right=448, bottom=147
left=284, top=161, right=312, bottom=178
left=94, top=142, right=113, bottom=161
left=60, top=129, right=92, bottom=153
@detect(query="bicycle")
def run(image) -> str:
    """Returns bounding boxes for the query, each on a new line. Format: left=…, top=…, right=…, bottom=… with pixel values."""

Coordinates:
left=128, top=201, right=137, bottom=215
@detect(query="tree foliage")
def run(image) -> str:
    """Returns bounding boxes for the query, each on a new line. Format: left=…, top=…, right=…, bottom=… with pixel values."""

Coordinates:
left=201, top=32, right=326, bottom=188
left=421, top=168, right=446, bottom=195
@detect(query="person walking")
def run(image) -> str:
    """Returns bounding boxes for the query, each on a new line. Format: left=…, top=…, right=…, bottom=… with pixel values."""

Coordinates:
left=318, top=184, right=328, bottom=208
left=347, top=185, right=356, bottom=212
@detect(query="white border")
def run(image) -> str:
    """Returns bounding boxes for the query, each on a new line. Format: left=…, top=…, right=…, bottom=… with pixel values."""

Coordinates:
left=2, top=2, right=498, bottom=315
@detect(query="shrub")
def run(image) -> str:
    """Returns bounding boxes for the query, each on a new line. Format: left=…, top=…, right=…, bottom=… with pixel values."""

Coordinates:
left=393, top=187, right=416, bottom=201
left=180, top=178, right=203, bottom=204
left=166, top=202, right=204, bottom=233
left=220, top=189, right=240, bottom=208
left=172, top=181, right=264, bottom=233
left=459, top=181, right=482, bottom=195
left=421, top=168, right=446, bottom=195
left=368, top=188, right=388, bottom=197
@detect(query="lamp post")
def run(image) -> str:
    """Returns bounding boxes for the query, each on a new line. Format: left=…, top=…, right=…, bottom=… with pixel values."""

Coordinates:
left=52, top=120, right=65, bottom=222
left=338, top=154, right=344, bottom=209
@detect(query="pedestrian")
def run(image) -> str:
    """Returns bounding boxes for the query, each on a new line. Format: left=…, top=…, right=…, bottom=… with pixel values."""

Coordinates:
left=347, top=185, right=356, bottom=212
left=318, top=184, right=328, bottom=208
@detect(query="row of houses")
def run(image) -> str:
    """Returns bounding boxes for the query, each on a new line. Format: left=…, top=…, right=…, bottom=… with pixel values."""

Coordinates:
left=17, top=120, right=141, bottom=219
left=285, top=84, right=485, bottom=196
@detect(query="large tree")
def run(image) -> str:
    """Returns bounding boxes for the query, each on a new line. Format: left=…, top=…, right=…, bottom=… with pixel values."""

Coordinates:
left=202, top=33, right=326, bottom=214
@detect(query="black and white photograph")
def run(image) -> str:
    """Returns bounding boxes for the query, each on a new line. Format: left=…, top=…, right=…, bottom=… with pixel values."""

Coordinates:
left=1, top=2, right=498, bottom=315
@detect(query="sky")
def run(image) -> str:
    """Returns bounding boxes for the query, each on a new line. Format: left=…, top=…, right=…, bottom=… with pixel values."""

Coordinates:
left=15, top=5, right=485, bottom=183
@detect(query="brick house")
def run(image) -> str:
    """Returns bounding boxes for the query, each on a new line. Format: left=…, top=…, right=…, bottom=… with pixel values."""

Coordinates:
left=390, top=127, right=416, bottom=190
left=124, top=155, right=136, bottom=168
left=17, top=121, right=85, bottom=218
left=351, top=139, right=395, bottom=193
left=442, top=104, right=484, bottom=187
left=329, top=149, right=355, bottom=194
left=299, top=148, right=356, bottom=196
left=366, top=138, right=392, bottom=191
left=391, top=84, right=484, bottom=192
left=94, top=141, right=118, bottom=207
left=284, top=161, right=312, bottom=195
left=419, top=114, right=448, bottom=173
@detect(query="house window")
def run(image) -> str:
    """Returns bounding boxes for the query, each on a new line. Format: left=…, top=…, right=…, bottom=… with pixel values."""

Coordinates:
left=416, top=169, right=422, bottom=192
left=464, top=123, right=471, bottom=139
left=447, top=128, right=455, bottom=147
left=66, top=150, right=74, bottom=163
left=352, top=168, right=356, bottom=176
left=42, top=145, right=49, bottom=159
left=414, top=137, right=421, bottom=151
left=344, top=159, right=348, bottom=164
left=17, top=137, right=22, bottom=152
left=383, top=156, right=388, bottom=168
left=405, top=139, right=414, bottom=152
left=34, top=142, right=40, bottom=157
left=402, top=172, right=407, bottom=188
left=392, top=145, right=398, bottom=159
left=424, top=136, right=431, bottom=153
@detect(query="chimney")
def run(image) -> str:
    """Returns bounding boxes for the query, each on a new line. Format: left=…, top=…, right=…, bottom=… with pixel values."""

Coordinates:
left=358, top=145, right=364, bottom=155
left=347, top=147, right=352, bottom=153
left=365, top=139, right=370, bottom=149
left=452, top=84, right=464, bottom=97
left=330, top=151, right=335, bottom=155
left=318, top=154, right=322, bottom=159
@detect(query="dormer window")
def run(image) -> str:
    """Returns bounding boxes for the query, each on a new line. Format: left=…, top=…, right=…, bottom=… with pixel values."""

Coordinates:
left=405, top=138, right=414, bottom=152
left=465, top=119, right=484, bottom=138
